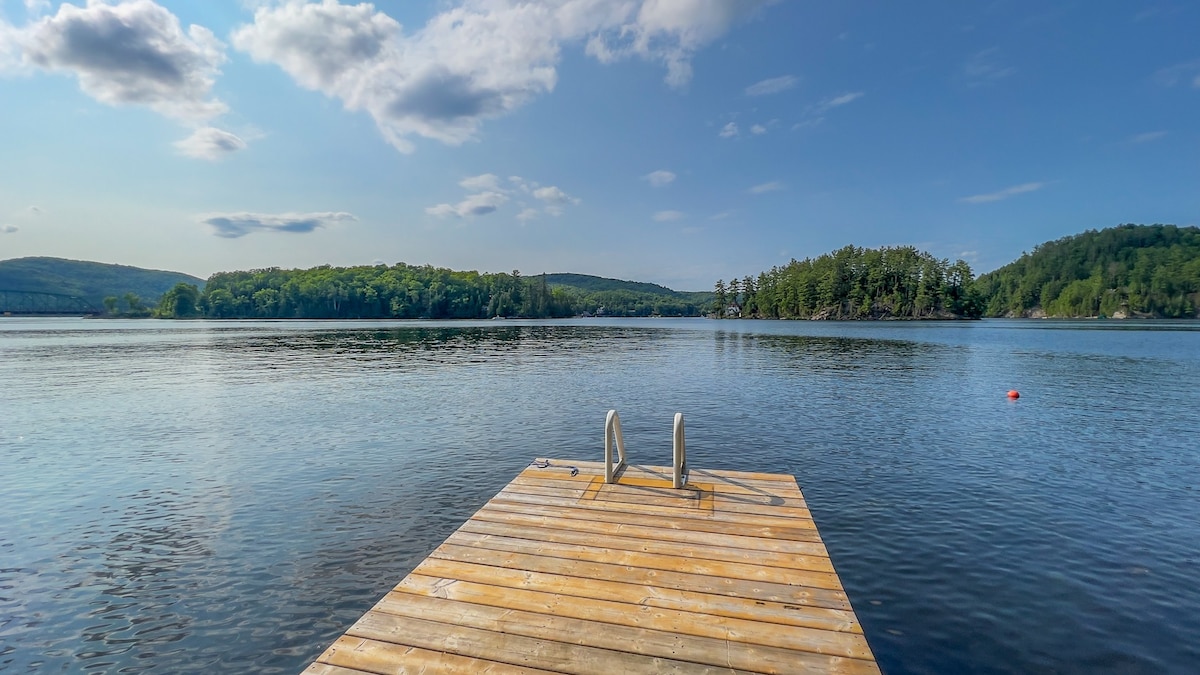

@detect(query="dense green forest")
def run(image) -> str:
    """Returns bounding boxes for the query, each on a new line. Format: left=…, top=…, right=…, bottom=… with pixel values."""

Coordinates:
left=155, top=265, right=712, bottom=319
left=7, top=224, right=1198, bottom=320
left=0, top=257, right=202, bottom=312
left=714, top=245, right=983, bottom=319
left=974, top=224, right=1200, bottom=318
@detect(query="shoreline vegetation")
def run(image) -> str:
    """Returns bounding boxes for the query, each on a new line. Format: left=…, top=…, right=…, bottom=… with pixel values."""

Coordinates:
left=2, top=224, right=1197, bottom=321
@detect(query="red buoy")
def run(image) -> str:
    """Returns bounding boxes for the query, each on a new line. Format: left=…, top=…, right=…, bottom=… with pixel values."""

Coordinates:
left=1007, top=390, right=1020, bottom=399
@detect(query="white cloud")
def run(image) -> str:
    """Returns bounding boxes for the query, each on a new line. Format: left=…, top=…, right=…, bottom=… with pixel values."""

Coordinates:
left=748, top=180, right=783, bottom=194
left=962, top=48, right=1014, bottom=86
left=710, top=211, right=732, bottom=220
left=959, top=182, right=1044, bottom=204
left=19, top=0, right=228, bottom=122
left=590, top=0, right=780, bottom=88
left=719, top=121, right=738, bottom=138
left=1128, top=131, right=1167, bottom=144
left=1154, top=60, right=1200, bottom=88
left=750, top=123, right=766, bottom=135
left=533, top=185, right=580, bottom=205
left=1, top=224, right=17, bottom=234
left=24, top=0, right=51, bottom=16
left=643, top=169, right=676, bottom=187
left=460, top=173, right=503, bottom=191
left=233, top=0, right=778, bottom=152
left=174, top=126, right=247, bottom=160
left=745, top=74, right=796, bottom=96
left=824, top=91, right=864, bottom=107
left=653, top=210, right=685, bottom=222
left=426, top=191, right=509, bottom=218
left=428, top=172, right=577, bottom=220
left=200, top=211, right=357, bottom=238
left=792, top=91, right=864, bottom=129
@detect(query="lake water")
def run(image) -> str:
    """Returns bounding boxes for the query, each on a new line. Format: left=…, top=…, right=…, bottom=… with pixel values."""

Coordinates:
left=1, top=317, right=1197, bottom=674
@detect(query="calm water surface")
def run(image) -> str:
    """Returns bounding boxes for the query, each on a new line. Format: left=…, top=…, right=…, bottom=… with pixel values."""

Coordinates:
left=1, top=317, right=1198, bottom=674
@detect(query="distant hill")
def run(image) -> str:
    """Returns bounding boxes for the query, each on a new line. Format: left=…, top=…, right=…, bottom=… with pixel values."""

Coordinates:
left=543, top=273, right=713, bottom=315
left=0, top=257, right=204, bottom=307
left=974, top=224, right=1200, bottom=318
left=545, top=273, right=695, bottom=296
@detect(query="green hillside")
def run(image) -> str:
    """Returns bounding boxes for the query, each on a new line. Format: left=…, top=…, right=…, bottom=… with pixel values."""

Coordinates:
left=974, top=224, right=1200, bottom=318
left=544, top=273, right=713, bottom=316
left=0, top=257, right=204, bottom=308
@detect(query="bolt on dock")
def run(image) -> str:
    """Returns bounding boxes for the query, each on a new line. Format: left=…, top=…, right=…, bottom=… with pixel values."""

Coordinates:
left=303, top=414, right=879, bottom=674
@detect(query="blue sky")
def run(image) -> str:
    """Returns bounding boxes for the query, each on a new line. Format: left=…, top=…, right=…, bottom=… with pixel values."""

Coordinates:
left=0, top=0, right=1196, bottom=290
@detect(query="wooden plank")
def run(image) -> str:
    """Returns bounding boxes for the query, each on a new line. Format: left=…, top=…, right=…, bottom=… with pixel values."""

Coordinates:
left=317, top=635, right=560, bottom=674
left=346, top=611, right=756, bottom=675
left=406, top=556, right=852, bottom=621
left=479, top=500, right=822, bottom=541
left=372, top=590, right=878, bottom=671
left=503, top=479, right=810, bottom=511
left=429, top=542, right=843, bottom=601
left=445, top=529, right=843, bottom=590
left=457, top=519, right=837, bottom=574
left=301, top=662, right=376, bottom=675
left=544, top=460, right=801, bottom=486
left=521, top=469, right=802, bottom=498
left=494, top=489, right=816, bottom=528
left=396, top=572, right=864, bottom=644
left=508, top=482, right=812, bottom=516
left=506, top=475, right=806, bottom=506
left=470, top=507, right=830, bottom=554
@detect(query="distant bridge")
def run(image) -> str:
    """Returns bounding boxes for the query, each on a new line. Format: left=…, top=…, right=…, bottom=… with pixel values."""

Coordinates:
left=0, top=289, right=102, bottom=315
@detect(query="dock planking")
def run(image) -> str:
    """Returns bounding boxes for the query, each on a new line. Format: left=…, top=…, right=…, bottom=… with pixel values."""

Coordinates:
left=303, top=459, right=880, bottom=675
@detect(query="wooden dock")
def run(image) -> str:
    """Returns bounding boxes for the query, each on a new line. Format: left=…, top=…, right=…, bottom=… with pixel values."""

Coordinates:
left=303, top=459, right=880, bottom=674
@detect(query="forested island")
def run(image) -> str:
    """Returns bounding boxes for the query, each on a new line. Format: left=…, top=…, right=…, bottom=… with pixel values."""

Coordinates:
left=155, top=265, right=710, bottom=319
left=714, top=245, right=982, bottom=320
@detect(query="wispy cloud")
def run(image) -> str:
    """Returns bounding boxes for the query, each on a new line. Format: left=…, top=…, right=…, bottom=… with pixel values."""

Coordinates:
left=1155, top=60, right=1200, bottom=88
left=750, top=124, right=767, bottom=135
left=426, top=192, right=509, bottom=218
left=959, top=182, right=1044, bottom=204
left=962, top=48, right=1015, bottom=86
left=792, top=92, right=864, bottom=129
left=1128, top=131, right=1168, bottom=144
left=748, top=181, right=784, bottom=194
left=1, top=224, right=17, bottom=234
left=653, top=210, right=685, bottom=222
left=174, top=127, right=247, bottom=160
left=460, top=174, right=504, bottom=191
left=429, top=174, right=578, bottom=220
left=745, top=75, right=797, bottom=96
left=200, top=211, right=356, bottom=238
left=718, top=122, right=739, bottom=138
left=643, top=170, right=676, bottom=187
left=824, top=91, right=864, bottom=108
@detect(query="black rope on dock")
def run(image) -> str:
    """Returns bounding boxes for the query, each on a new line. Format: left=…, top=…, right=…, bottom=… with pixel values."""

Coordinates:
left=529, top=459, right=579, bottom=476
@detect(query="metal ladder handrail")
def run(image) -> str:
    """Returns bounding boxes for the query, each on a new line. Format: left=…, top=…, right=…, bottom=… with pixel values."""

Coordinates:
left=604, top=409, right=627, bottom=483
left=604, top=410, right=688, bottom=488
left=673, top=412, right=687, bottom=488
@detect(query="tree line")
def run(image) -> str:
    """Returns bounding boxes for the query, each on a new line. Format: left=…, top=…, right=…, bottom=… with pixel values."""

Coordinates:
left=154, top=264, right=709, bottom=319
left=713, top=245, right=983, bottom=319
left=974, top=224, right=1200, bottom=318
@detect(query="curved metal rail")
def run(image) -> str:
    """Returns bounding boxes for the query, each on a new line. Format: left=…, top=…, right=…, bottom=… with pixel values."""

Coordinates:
left=604, top=409, right=627, bottom=483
